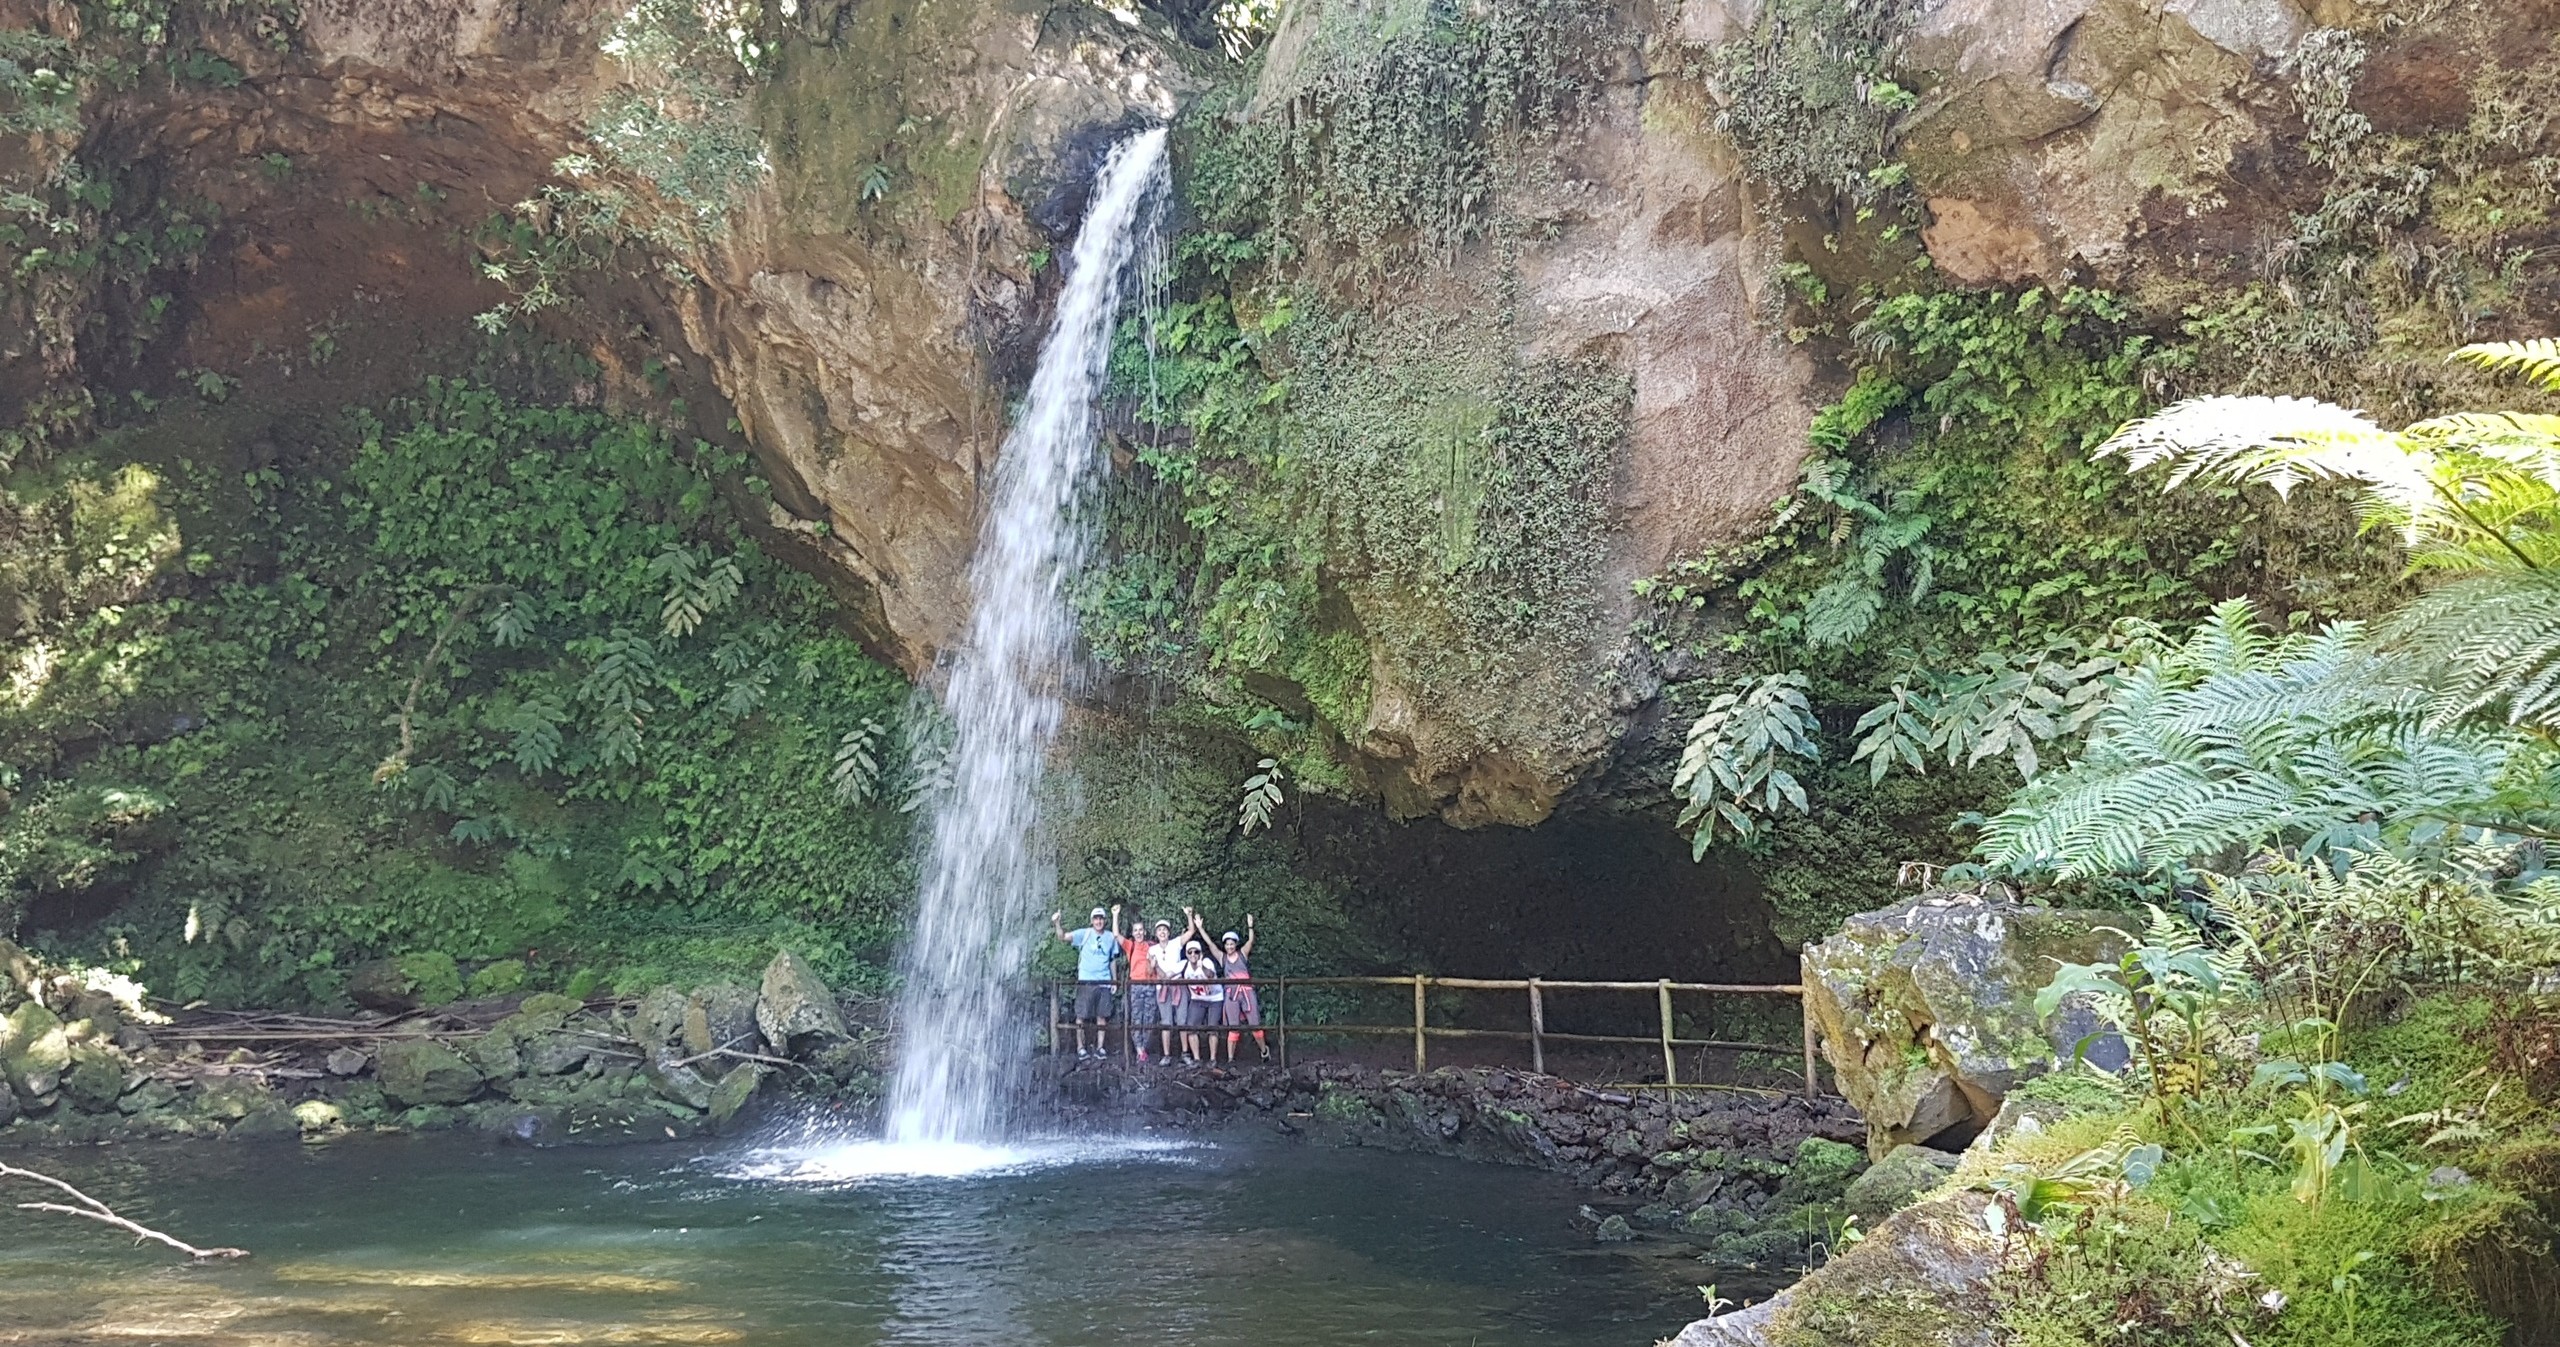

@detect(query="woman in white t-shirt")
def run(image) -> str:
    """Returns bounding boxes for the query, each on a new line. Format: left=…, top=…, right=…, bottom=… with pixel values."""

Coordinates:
left=1177, top=938, right=1224, bottom=1064
left=1148, top=918, right=1187, bottom=1060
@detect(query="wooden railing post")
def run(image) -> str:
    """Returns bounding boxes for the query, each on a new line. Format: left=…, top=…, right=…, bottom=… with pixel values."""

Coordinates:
left=1412, top=975, right=1428, bottom=1075
left=1528, top=978, right=1545, bottom=1075
left=1801, top=999, right=1819, bottom=1099
left=1657, top=979, right=1677, bottom=1086
left=1049, top=982, right=1062, bottom=1057
left=1275, top=979, right=1289, bottom=1069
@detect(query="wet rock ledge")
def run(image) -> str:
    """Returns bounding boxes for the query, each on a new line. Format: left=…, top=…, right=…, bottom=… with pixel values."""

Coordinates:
left=0, top=941, right=882, bottom=1147
left=1038, top=1057, right=1877, bottom=1267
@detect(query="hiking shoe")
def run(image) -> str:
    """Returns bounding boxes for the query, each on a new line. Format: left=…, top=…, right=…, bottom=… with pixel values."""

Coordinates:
left=1076, top=1048, right=1090, bottom=1060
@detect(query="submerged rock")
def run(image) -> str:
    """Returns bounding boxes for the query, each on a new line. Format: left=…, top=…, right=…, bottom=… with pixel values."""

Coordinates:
left=292, top=1099, right=345, bottom=1136
left=1804, top=894, right=2129, bottom=1157
left=376, top=1039, right=485, bottom=1107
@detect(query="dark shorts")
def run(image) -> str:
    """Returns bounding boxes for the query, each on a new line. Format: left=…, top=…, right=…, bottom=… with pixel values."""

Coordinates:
left=1073, top=982, right=1114, bottom=1022
left=1185, top=998, right=1224, bottom=1027
left=1154, top=989, right=1186, bottom=1026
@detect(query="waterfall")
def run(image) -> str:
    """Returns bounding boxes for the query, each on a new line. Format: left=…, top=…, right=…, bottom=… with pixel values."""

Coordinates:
left=882, top=127, right=1169, bottom=1147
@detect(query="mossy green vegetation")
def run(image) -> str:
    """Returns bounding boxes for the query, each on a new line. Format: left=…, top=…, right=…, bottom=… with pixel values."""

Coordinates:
left=1946, top=988, right=2554, bottom=1347
left=2, top=375, right=915, bottom=1005
left=1074, top=2, right=1637, bottom=796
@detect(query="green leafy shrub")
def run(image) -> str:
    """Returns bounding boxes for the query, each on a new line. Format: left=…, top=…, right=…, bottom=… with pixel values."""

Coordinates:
left=394, top=951, right=463, bottom=1007
left=4, top=379, right=915, bottom=1005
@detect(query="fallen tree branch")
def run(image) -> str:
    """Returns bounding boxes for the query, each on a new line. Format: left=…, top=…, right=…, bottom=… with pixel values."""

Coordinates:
left=0, top=1162, right=249, bottom=1262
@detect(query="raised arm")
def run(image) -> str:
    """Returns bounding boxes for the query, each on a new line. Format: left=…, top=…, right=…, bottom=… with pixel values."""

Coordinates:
left=1110, top=904, right=1125, bottom=954
left=1050, top=910, right=1069, bottom=944
left=1240, top=913, right=1256, bottom=960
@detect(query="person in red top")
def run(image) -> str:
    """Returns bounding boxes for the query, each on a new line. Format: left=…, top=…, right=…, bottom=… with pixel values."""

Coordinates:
left=1122, top=915, right=1159, bottom=1064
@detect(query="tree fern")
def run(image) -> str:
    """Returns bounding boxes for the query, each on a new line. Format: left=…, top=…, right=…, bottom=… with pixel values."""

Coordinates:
left=2452, top=337, right=2560, bottom=392
left=1674, top=672, right=1819, bottom=856
left=2096, top=386, right=2560, bottom=572
left=2380, top=570, right=2560, bottom=733
left=1976, top=605, right=2547, bottom=878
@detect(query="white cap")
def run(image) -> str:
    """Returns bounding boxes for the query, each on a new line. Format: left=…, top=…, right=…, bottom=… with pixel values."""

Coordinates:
left=1089, top=907, right=1108, bottom=918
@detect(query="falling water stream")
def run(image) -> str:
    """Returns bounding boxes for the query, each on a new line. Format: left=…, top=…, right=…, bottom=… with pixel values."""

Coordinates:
left=878, top=127, right=1170, bottom=1156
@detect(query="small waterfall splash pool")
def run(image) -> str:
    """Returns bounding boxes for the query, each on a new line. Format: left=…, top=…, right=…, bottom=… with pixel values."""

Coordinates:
left=0, top=1133, right=1712, bottom=1346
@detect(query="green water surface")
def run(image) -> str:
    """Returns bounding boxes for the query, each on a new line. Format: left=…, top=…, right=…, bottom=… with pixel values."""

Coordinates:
left=0, top=1130, right=1725, bottom=1346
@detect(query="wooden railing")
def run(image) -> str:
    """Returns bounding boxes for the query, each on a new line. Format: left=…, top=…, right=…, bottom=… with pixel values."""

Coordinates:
left=1047, top=974, right=1823, bottom=1098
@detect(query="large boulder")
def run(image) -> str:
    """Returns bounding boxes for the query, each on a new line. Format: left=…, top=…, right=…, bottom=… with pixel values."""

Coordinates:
left=755, top=952, right=849, bottom=1054
left=1803, top=894, right=2129, bottom=1157
left=61, top=1045, right=130, bottom=1113
left=0, top=1000, right=72, bottom=1106
left=686, top=982, right=763, bottom=1057
left=376, top=1038, right=486, bottom=1107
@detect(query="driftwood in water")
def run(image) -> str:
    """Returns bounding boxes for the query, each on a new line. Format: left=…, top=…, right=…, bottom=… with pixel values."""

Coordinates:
left=0, top=1162, right=250, bottom=1261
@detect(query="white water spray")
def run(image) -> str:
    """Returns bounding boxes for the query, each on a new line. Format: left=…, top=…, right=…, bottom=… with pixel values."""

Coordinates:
left=882, top=127, right=1169, bottom=1147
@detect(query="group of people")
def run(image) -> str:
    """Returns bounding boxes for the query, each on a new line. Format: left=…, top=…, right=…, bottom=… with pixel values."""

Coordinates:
left=1051, top=904, right=1268, bottom=1065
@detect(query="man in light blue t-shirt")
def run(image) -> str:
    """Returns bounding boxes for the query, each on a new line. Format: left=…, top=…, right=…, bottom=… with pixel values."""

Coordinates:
left=1051, top=904, right=1123, bottom=1060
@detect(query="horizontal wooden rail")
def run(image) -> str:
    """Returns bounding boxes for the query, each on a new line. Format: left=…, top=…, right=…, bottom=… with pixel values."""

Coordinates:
left=1047, top=972, right=1824, bottom=1098
left=1260, top=975, right=1804, bottom=995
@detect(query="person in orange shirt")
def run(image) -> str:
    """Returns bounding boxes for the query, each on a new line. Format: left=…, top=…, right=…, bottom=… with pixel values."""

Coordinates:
left=1123, top=915, right=1160, bottom=1064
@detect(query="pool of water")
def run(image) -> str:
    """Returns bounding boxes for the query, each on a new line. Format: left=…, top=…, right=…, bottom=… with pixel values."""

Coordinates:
left=0, top=1127, right=1722, bottom=1346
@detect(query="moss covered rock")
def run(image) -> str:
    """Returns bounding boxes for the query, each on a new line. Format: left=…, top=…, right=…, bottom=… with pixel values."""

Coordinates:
left=1843, top=1144, right=1960, bottom=1223
left=0, top=1000, right=72, bottom=1105
left=1671, top=1191, right=2004, bottom=1347
left=376, top=1038, right=485, bottom=1106
left=60, top=1045, right=129, bottom=1113
left=707, top=1062, right=767, bottom=1132
left=1804, top=895, right=2129, bottom=1157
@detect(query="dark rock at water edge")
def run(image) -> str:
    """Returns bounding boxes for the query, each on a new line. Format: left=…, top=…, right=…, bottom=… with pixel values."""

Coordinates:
left=376, top=1040, right=485, bottom=1107
left=1033, top=1058, right=1871, bottom=1271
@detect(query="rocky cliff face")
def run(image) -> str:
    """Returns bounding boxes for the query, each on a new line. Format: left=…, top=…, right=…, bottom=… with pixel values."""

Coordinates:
left=2, top=0, right=1190, bottom=672
left=4, top=0, right=2544, bottom=824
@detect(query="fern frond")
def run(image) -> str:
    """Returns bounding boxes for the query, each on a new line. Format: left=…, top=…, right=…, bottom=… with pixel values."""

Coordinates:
left=2452, top=337, right=2560, bottom=393
left=2381, top=570, right=2560, bottom=733
left=2096, top=396, right=2399, bottom=497
left=1976, top=605, right=2526, bottom=878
